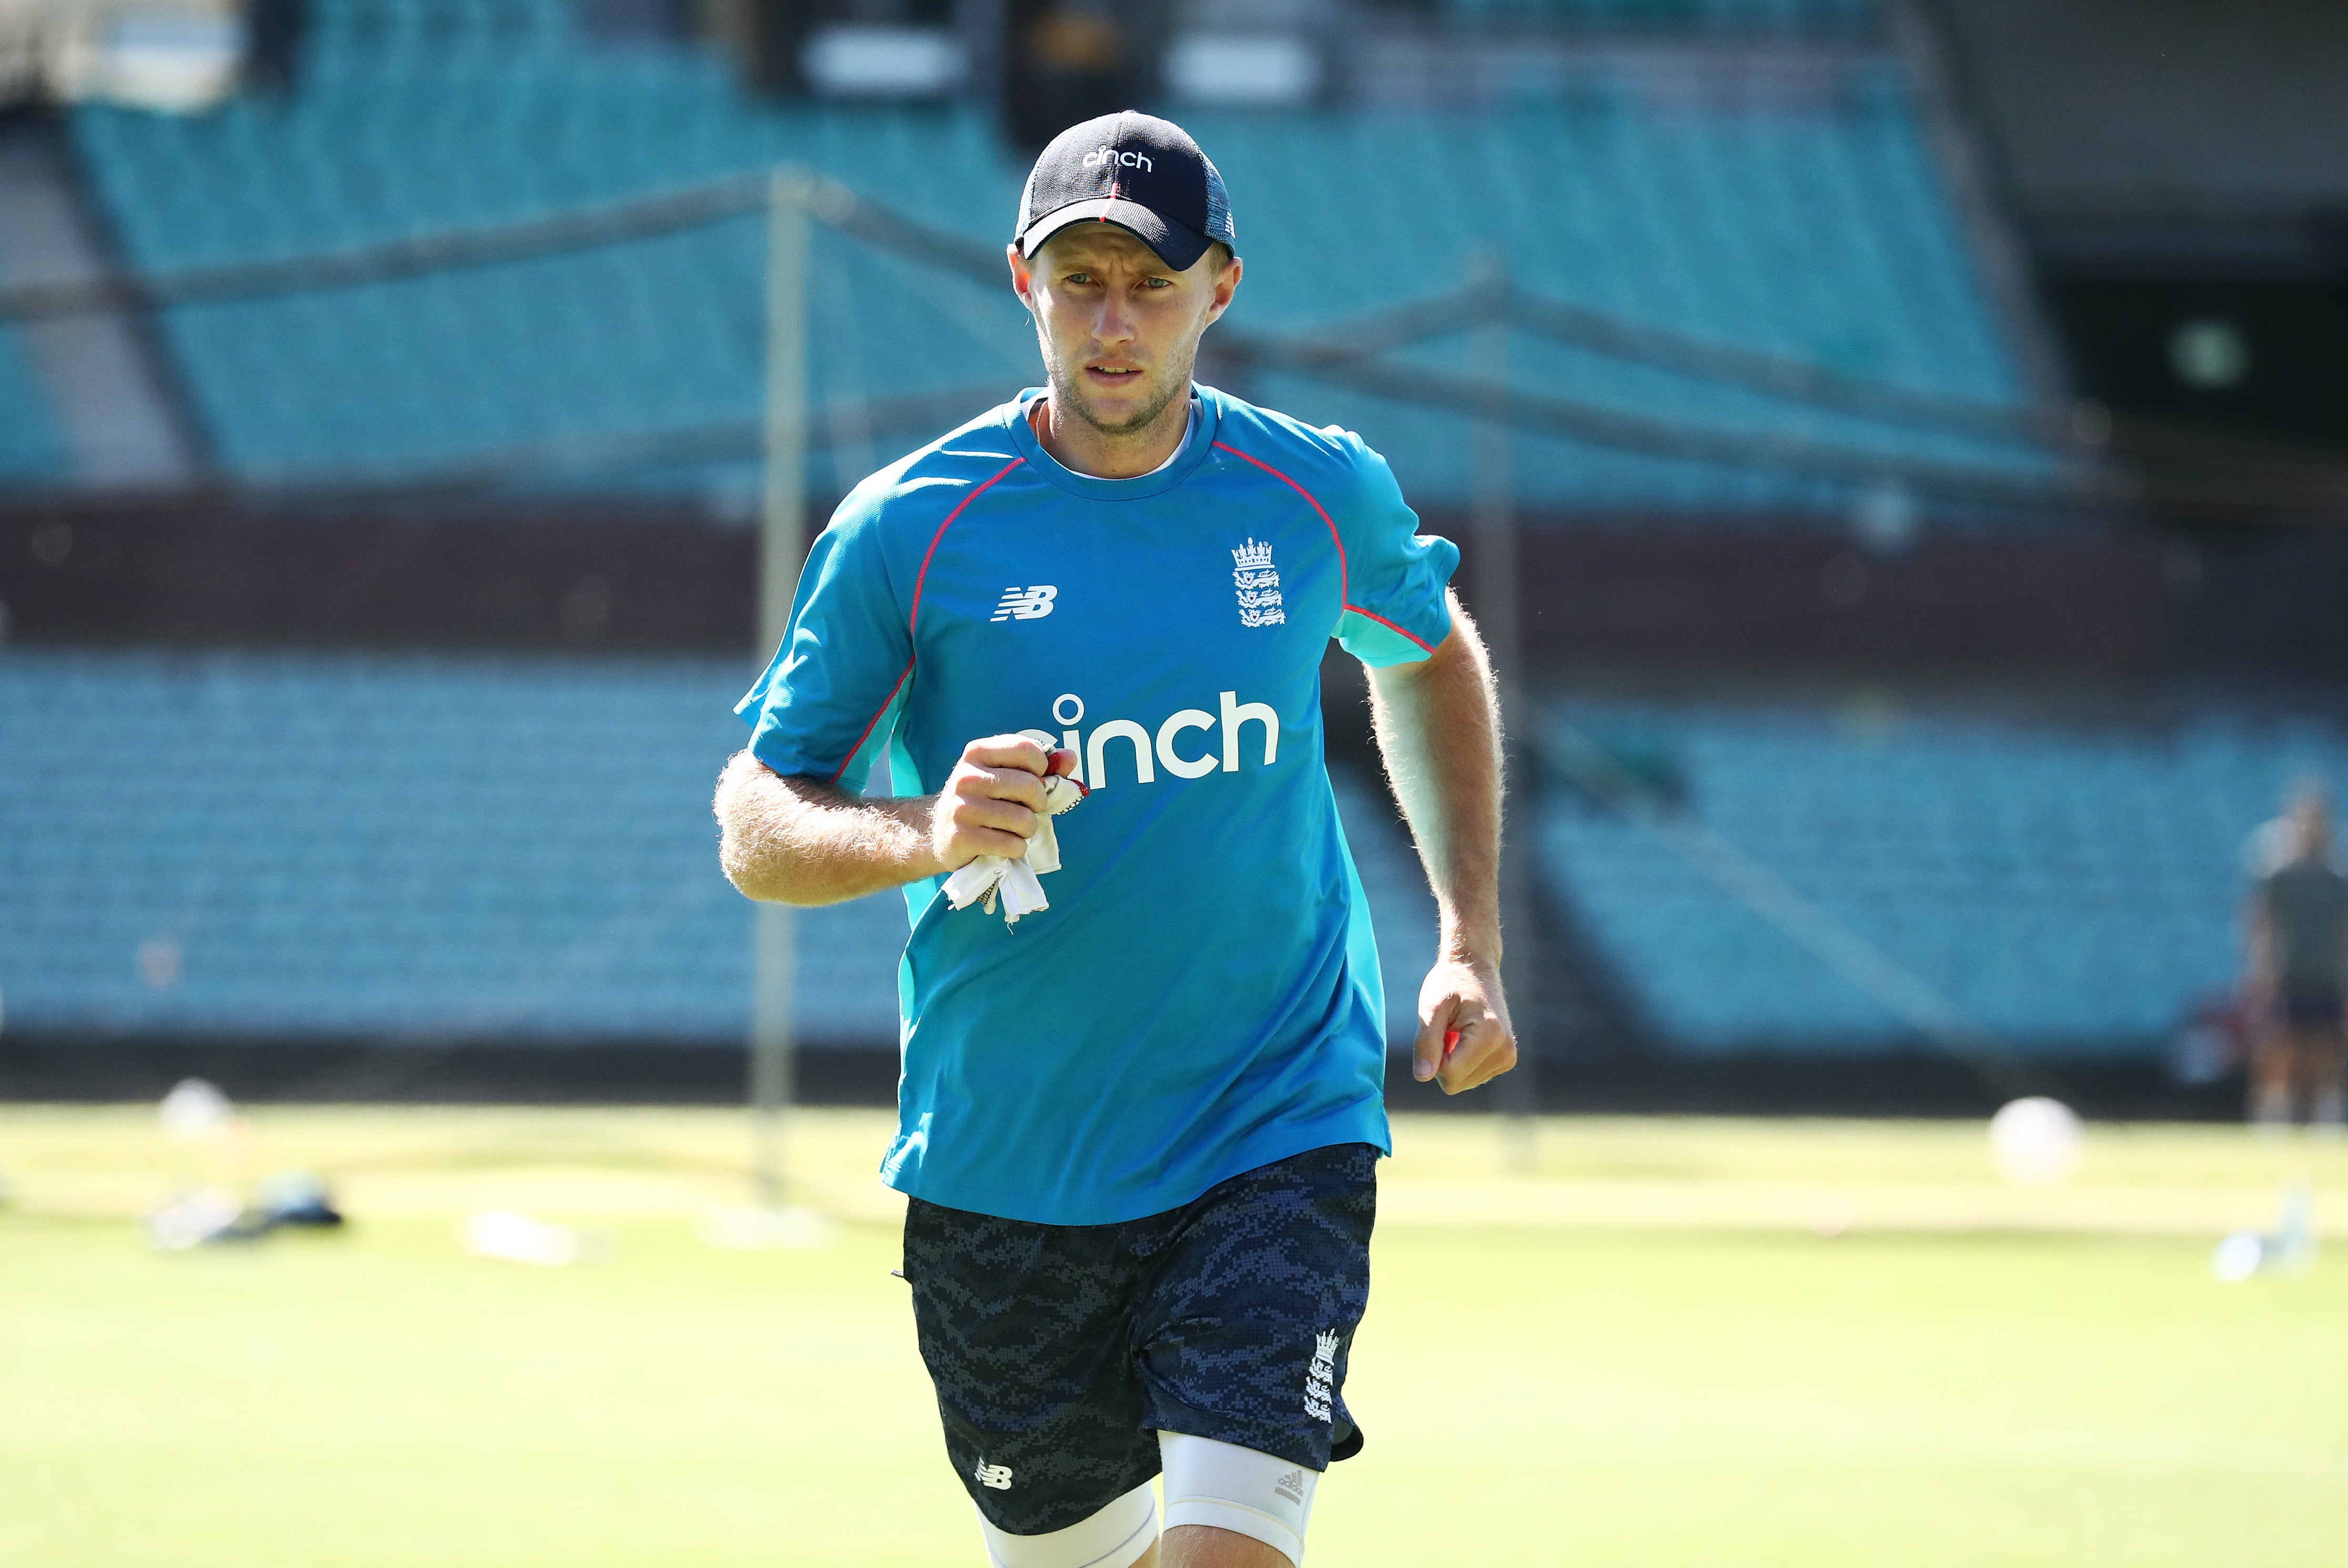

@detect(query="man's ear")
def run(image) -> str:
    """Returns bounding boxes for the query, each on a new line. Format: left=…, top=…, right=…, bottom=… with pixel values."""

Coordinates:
left=1007, top=242, right=1035, bottom=312
left=1202, top=253, right=1243, bottom=327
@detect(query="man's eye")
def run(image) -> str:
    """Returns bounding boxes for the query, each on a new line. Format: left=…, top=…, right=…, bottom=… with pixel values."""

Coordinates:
left=1065, top=271, right=1096, bottom=285
left=1141, top=277, right=1173, bottom=289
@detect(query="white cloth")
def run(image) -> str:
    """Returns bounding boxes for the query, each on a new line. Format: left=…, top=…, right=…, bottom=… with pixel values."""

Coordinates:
left=1158, top=1431, right=1317, bottom=1566
left=943, top=731, right=1087, bottom=928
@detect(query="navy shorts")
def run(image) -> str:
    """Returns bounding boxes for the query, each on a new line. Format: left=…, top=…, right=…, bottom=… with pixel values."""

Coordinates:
left=902, top=1142, right=1377, bottom=1537
left=2280, top=990, right=2344, bottom=1031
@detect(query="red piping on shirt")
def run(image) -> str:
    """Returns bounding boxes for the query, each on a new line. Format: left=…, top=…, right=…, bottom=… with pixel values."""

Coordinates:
left=1211, top=440, right=1438, bottom=654
left=825, top=658, right=912, bottom=787
left=824, top=455, right=1023, bottom=783
left=912, top=457, right=1024, bottom=640
left=1343, top=603, right=1435, bottom=654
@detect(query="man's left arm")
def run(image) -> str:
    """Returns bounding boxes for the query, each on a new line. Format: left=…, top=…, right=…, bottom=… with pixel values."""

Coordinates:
left=1365, top=587, right=1519, bottom=1095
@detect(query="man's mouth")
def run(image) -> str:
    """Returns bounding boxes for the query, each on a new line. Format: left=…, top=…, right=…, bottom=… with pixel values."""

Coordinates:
left=1085, top=363, right=1145, bottom=386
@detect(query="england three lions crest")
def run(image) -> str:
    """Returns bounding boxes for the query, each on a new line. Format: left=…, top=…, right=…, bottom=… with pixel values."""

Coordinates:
left=1231, top=537, right=1285, bottom=628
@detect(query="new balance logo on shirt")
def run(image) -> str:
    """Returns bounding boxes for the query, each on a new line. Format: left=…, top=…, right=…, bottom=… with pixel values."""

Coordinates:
left=991, top=585, right=1058, bottom=622
left=975, top=1461, right=1014, bottom=1490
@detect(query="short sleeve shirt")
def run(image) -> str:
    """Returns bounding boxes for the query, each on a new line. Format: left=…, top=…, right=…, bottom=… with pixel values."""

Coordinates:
left=2259, top=857, right=2348, bottom=996
left=737, top=384, right=1458, bottom=1224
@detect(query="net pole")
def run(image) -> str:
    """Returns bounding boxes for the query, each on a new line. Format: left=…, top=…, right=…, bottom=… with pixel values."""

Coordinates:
left=1470, top=253, right=1537, bottom=1173
left=751, top=166, right=811, bottom=1210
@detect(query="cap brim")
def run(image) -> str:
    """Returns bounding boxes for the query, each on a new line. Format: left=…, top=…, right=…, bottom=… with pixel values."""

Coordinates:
left=1017, top=198, right=1212, bottom=271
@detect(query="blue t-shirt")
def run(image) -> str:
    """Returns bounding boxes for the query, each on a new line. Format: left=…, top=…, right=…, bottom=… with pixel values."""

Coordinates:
left=736, top=383, right=1458, bottom=1225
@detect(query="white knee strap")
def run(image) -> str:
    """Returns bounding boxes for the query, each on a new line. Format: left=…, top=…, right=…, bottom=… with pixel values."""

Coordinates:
left=1158, top=1431, right=1318, bottom=1567
left=977, top=1480, right=1157, bottom=1568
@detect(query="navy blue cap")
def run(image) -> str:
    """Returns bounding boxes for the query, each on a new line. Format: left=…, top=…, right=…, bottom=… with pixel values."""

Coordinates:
left=1015, top=111, right=1238, bottom=272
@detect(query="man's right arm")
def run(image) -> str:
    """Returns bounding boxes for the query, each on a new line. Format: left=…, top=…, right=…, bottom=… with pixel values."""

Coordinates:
left=713, top=737, right=1055, bottom=907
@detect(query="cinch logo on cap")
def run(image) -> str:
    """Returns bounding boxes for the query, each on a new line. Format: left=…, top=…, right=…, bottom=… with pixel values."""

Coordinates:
left=1016, top=112, right=1234, bottom=271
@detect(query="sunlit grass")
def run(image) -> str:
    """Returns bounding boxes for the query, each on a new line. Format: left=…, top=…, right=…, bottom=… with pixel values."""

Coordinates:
left=3, top=1106, right=2343, bottom=1566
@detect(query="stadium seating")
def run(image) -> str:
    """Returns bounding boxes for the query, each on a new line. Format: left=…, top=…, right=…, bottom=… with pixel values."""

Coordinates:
left=0, top=648, right=1436, bottom=1045
left=1207, top=91, right=2037, bottom=517
left=1541, top=698, right=2348, bottom=1055
left=0, top=327, right=67, bottom=482
left=0, top=141, right=68, bottom=480
left=0, top=649, right=772, bottom=1041
left=53, top=0, right=2035, bottom=517
left=69, top=33, right=1033, bottom=498
left=1438, top=0, right=1876, bottom=33
left=13, top=660, right=2330, bottom=1063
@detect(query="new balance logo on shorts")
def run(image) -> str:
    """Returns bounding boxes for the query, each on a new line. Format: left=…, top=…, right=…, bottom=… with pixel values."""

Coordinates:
left=974, top=1461, right=1014, bottom=1490
left=991, top=585, right=1057, bottom=622
left=1304, top=1329, right=1338, bottom=1422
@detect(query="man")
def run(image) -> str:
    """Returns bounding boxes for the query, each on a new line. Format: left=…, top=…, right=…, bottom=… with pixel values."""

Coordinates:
left=714, top=111, right=1516, bottom=1568
left=2244, top=783, right=2348, bottom=1131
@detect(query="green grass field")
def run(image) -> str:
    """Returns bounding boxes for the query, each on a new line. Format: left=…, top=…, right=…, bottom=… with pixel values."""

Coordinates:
left=4, top=1106, right=2345, bottom=1566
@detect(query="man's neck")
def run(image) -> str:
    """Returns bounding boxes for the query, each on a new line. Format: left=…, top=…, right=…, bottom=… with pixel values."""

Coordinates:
left=1030, top=386, right=1193, bottom=480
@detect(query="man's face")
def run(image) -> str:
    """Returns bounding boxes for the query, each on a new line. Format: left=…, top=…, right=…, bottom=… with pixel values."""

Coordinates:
left=1010, top=225, right=1241, bottom=437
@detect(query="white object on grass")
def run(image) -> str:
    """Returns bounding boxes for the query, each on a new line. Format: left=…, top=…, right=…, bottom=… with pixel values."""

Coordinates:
left=697, top=1205, right=835, bottom=1251
left=1808, top=1195, right=1854, bottom=1239
left=143, top=1186, right=245, bottom=1250
left=460, top=1210, right=613, bottom=1268
left=159, top=1077, right=232, bottom=1141
left=1988, top=1096, right=2082, bottom=1186
left=2211, top=1230, right=2266, bottom=1283
left=944, top=730, right=1087, bottom=928
left=2275, top=1179, right=2318, bottom=1272
left=2212, top=1179, right=2321, bottom=1283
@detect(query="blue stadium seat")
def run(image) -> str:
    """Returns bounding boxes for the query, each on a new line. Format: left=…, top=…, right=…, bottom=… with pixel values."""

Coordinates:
left=0, top=649, right=1436, bottom=1046
left=1438, top=0, right=1876, bottom=28
left=0, top=325, right=67, bottom=482
left=1541, top=698, right=2348, bottom=1055
left=1210, top=93, right=2036, bottom=518
left=55, top=0, right=2032, bottom=521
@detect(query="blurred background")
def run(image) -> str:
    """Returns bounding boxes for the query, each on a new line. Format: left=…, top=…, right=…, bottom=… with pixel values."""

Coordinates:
left=6, top=0, right=2348, bottom=1110
left=3, top=2, right=2346, bottom=1564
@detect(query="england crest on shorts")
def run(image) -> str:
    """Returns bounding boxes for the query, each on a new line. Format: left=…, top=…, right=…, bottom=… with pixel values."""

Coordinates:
left=1303, top=1329, right=1337, bottom=1422
left=1231, top=538, right=1285, bottom=628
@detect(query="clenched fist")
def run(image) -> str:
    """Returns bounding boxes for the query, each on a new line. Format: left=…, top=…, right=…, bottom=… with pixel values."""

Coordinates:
left=930, top=735, right=1078, bottom=872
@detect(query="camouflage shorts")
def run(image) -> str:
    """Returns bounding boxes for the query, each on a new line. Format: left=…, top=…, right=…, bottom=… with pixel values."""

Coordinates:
left=902, top=1142, right=1378, bottom=1536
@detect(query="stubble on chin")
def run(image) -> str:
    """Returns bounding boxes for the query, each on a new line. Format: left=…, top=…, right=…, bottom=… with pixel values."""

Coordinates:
left=1048, top=358, right=1193, bottom=440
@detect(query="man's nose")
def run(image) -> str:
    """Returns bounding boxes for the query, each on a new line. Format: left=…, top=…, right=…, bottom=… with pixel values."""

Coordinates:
left=1091, top=290, right=1138, bottom=349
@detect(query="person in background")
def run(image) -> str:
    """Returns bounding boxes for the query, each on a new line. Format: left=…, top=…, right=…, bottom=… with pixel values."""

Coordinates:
left=2243, top=782, right=2348, bottom=1131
